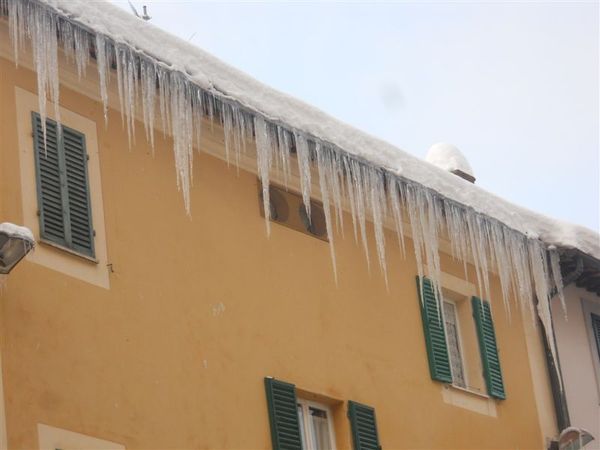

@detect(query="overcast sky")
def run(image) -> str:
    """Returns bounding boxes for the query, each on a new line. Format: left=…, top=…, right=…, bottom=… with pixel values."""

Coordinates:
left=110, top=0, right=599, bottom=232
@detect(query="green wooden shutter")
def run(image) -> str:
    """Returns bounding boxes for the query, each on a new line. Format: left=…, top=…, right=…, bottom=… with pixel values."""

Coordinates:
left=264, top=377, right=302, bottom=450
left=348, top=401, right=381, bottom=450
left=32, top=113, right=94, bottom=258
left=591, top=314, right=600, bottom=362
left=472, top=297, right=506, bottom=399
left=32, top=113, right=68, bottom=247
left=416, top=276, right=452, bottom=383
left=63, top=126, right=94, bottom=256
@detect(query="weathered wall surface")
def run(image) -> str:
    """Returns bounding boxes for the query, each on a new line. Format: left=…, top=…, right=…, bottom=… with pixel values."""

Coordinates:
left=0, top=47, right=549, bottom=449
left=552, top=285, right=600, bottom=447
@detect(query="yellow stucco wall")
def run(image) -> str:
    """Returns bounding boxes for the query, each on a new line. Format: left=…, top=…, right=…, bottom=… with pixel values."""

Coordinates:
left=0, top=44, right=550, bottom=449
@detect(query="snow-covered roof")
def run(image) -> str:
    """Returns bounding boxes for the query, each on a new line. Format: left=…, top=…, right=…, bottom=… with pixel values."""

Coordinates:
left=28, top=0, right=596, bottom=262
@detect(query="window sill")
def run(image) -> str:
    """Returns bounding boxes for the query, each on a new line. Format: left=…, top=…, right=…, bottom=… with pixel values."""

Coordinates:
left=39, top=239, right=98, bottom=264
left=446, top=384, right=490, bottom=400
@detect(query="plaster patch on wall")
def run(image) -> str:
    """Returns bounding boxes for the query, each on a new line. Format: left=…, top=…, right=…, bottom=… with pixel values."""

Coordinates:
left=38, top=423, right=125, bottom=450
left=211, top=302, right=226, bottom=317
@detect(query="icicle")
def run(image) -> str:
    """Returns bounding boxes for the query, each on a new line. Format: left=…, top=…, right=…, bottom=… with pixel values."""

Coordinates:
left=7, top=0, right=25, bottom=66
left=95, top=34, right=110, bottom=125
left=191, top=86, right=203, bottom=155
left=351, top=160, right=371, bottom=271
left=29, top=2, right=61, bottom=145
left=276, top=126, right=292, bottom=187
left=169, top=74, right=194, bottom=213
left=329, top=150, right=345, bottom=236
left=316, top=144, right=338, bottom=283
left=140, top=58, right=157, bottom=151
left=366, top=168, right=388, bottom=285
left=342, top=156, right=359, bottom=244
left=73, top=26, right=90, bottom=80
left=529, top=239, right=561, bottom=389
left=488, top=221, right=513, bottom=321
left=254, top=116, right=273, bottom=235
left=387, top=176, right=406, bottom=259
left=157, top=68, right=171, bottom=138
left=404, top=184, right=425, bottom=299
left=549, top=246, right=567, bottom=318
left=221, top=103, right=234, bottom=166
left=294, top=133, right=312, bottom=220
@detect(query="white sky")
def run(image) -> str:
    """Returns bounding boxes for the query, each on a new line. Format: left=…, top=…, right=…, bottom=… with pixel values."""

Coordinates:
left=111, top=0, right=599, bottom=232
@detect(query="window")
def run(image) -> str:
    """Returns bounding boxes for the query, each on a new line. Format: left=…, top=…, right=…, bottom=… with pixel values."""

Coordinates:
left=297, top=399, right=336, bottom=450
left=32, top=112, right=95, bottom=258
left=417, top=276, right=506, bottom=399
left=265, top=378, right=381, bottom=450
left=259, top=184, right=328, bottom=241
left=443, top=300, right=467, bottom=389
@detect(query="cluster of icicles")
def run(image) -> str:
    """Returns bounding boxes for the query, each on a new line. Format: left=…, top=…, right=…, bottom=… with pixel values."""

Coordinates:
left=3, top=0, right=566, bottom=367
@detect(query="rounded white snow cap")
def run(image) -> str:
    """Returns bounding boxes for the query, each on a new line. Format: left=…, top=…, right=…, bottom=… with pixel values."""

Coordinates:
left=425, top=143, right=474, bottom=178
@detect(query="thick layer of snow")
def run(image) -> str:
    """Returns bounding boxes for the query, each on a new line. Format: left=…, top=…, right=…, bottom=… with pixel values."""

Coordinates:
left=0, top=223, right=34, bottom=243
left=426, top=143, right=474, bottom=178
left=32, top=0, right=598, bottom=261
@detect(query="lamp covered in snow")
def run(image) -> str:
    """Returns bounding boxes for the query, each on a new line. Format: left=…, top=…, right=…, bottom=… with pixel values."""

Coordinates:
left=0, top=223, right=35, bottom=274
left=558, top=427, right=594, bottom=450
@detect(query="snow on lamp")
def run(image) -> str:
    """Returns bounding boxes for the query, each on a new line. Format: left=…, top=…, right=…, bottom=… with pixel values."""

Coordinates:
left=0, top=223, right=35, bottom=274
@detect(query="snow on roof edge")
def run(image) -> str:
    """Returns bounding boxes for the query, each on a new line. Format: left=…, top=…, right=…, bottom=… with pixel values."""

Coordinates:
left=37, top=0, right=600, bottom=260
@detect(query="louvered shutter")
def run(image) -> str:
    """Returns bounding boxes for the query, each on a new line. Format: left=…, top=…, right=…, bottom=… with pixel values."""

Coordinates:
left=348, top=401, right=381, bottom=450
left=416, top=277, right=452, bottom=383
left=591, top=314, right=600, bottom=362
left=32, top=113, right=94, bottom=258
left=264, top=378, right=302, bottom=450
left=472, top=297, right=506, bottom=399
left=32, top=114, right=68, bottom=247
left=63, top=126, right=94, bottom=256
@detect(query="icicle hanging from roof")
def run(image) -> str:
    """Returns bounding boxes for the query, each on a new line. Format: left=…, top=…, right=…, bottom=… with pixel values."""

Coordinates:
left=3, top=0, right=570, bottom=377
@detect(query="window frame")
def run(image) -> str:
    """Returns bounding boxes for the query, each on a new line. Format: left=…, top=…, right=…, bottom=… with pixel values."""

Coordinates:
left=296, top=398, right=337, bottom=450
left=31, top=111, right=96, bottom=259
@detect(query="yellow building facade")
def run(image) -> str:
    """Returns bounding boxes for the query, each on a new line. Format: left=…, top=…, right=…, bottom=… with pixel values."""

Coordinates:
left=0, top=8, right=559, bottom=450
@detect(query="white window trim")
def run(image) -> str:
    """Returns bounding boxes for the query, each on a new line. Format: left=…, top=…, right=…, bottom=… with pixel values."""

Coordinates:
left=297, top=398, right=337, bottom=450
left=443, top=299, right=469, bottom=390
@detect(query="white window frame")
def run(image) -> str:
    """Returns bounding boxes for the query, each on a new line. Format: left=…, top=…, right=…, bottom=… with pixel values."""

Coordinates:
left=443, top=299, right=469, bottom=390
left=296, top=398, right=337, bottom=450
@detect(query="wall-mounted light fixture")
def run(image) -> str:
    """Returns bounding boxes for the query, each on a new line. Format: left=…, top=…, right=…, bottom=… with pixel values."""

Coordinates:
left=558, top=427, right=594, bottom=450
left=0, top=223, right=35, bottom=274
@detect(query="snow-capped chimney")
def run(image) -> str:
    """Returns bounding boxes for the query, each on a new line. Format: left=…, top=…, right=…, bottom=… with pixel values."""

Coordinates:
left=425, top=143, right=476, bottom=184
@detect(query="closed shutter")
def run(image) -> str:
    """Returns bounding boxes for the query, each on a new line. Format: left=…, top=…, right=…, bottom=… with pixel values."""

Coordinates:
left=416, top=276, right=452, bottom=383
left=264, top=377, right=302, bottom=450
left=32, top=113, right=67, bottom=247
left=348, top=401, right=381, bottom=450
left=32, top=113, right=94, bottom=257
left=591, top=314, right=600, bottom=362
left=472, top=297, right=506, bottom=399
left=63, top=127, right=94, bottom=256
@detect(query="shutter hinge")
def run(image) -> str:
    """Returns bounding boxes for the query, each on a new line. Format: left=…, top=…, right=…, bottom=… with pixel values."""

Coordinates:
left=36, top=209, right=40, bottom=217
left=87, top=154, right=90, bottom=162
left=93, top=229, right=96, bottom=237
